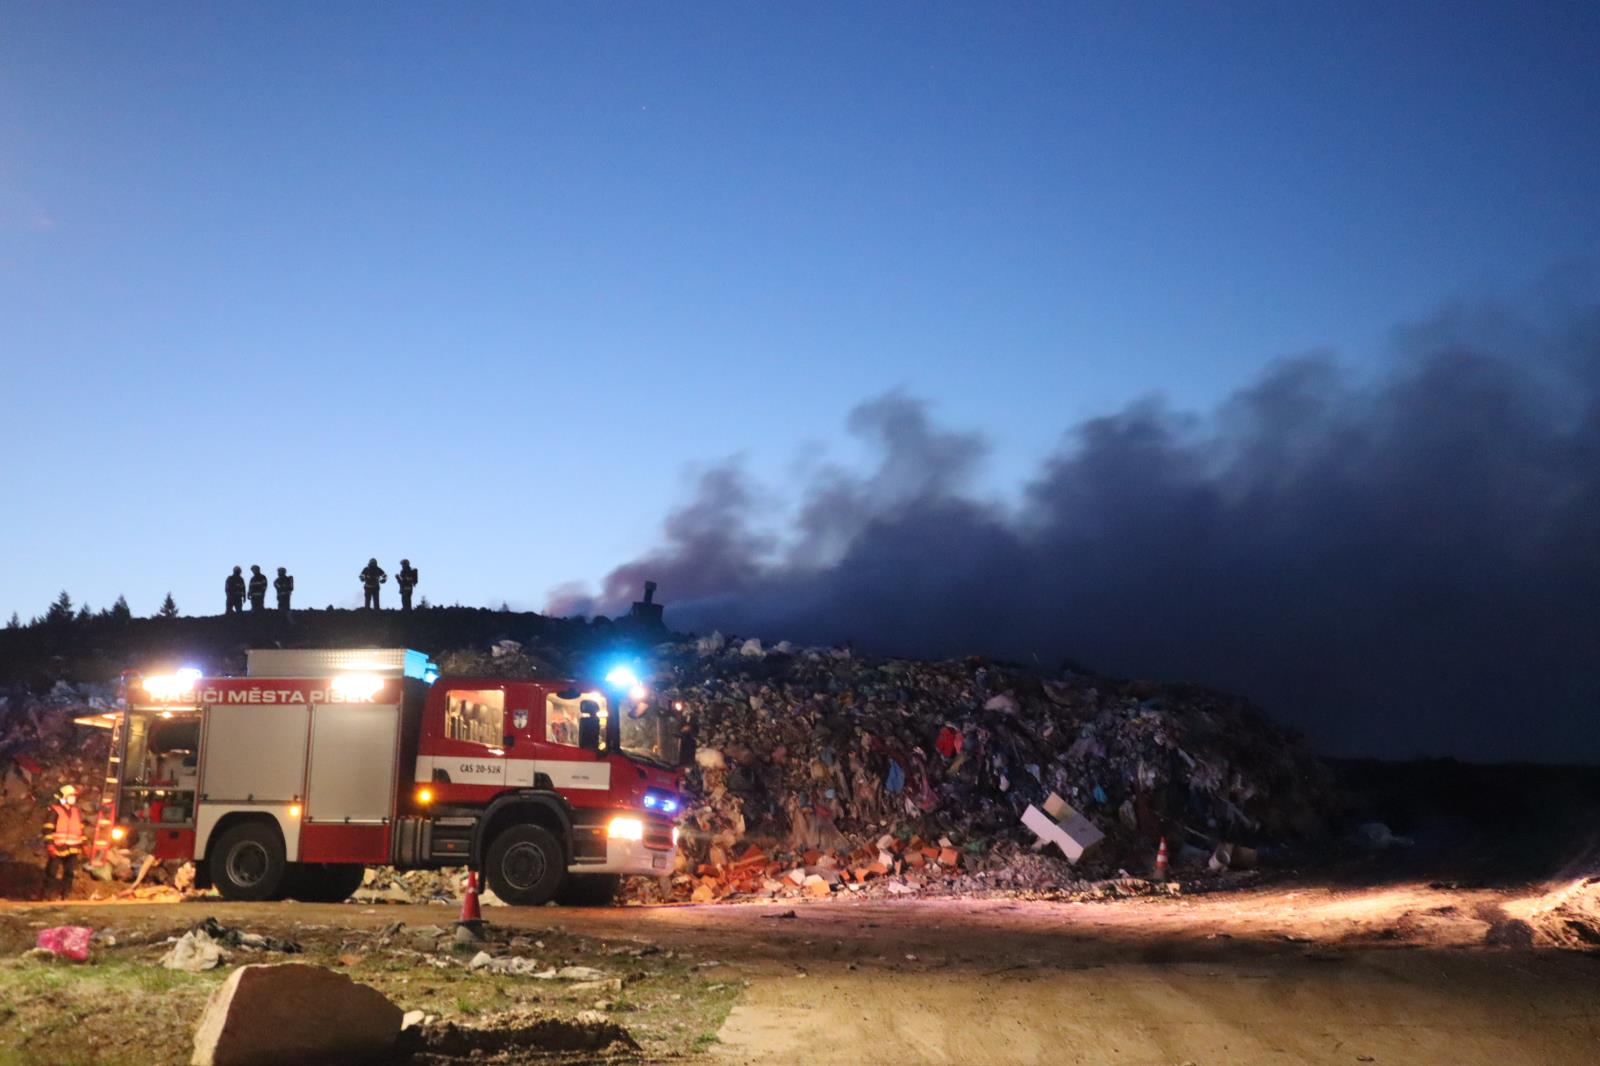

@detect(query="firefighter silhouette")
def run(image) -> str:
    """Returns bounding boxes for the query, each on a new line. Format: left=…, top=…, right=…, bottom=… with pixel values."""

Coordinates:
left=273, top=567, right=294, bottom=616
left=247, top=565, right=268, bottom=611
left=360, top=558, right=387, bottom=609
left=224, top=566, right=245, bottom=614
left=396, top=559, right=419, bottom=611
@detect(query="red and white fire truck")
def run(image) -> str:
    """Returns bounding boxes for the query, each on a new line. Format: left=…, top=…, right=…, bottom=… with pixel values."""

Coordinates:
left=89, top=648, right=682, bottom=905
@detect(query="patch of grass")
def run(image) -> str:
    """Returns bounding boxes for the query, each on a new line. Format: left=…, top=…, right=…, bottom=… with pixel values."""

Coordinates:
left=0, top=954, right=219, bottom=1066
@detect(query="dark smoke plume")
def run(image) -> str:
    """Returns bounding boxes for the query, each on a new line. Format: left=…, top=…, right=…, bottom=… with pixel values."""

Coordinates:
left=558, top=293, right=1600, bottom=761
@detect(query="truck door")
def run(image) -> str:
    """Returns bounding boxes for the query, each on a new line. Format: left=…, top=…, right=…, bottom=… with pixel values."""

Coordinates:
left=433, top=686, right=508, bottom=791
left=502, top=684, right=544, bottom=787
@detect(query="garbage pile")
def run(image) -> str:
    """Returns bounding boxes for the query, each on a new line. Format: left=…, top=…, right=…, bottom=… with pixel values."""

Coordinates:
left=356, top=866, right=508, bottom=907
left=0, top=682, right=196, bottom=898
left=638, top=636, right=1331, bottom=902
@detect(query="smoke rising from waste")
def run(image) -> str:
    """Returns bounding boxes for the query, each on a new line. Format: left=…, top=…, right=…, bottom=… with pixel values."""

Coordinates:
left=556, top=292, right=1600, bottom=761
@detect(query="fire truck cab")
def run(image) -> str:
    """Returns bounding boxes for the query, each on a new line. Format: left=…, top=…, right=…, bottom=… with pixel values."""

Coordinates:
left=101, top=648, right=681, bottom=906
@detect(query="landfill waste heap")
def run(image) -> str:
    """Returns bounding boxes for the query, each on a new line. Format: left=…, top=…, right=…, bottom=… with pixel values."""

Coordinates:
left=0, top=636, right=1332, bottom=904
left=0, top=682, right=120, bottom=897
left=627, top=633, right=1332, bottom=902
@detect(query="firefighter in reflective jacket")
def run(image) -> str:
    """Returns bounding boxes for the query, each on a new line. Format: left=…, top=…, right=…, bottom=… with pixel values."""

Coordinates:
left=41, top=785, right=86, bottom=900
left=274, top=567, right=294, bottom=616
left=247, top=565, right=268, bottom=611
left=224, top=566, right=245, bottom=614
left=360, top=558, right=387, bottom=609
left=396, top=559, right=419, bottom=611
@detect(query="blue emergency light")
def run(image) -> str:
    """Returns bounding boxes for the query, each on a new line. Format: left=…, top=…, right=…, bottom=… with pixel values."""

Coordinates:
left=605, top=665, right=640, bottom=690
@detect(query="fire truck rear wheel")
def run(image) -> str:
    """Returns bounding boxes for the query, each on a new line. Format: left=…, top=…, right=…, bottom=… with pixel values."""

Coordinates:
left=484, top=824, right=565, bottom=906
left=211, top=821, right=287, bottom=902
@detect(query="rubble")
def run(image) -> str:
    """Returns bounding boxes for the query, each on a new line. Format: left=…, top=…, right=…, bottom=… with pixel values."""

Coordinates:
left=191, top=963, right=402, bottom=1066
left=635, top=639, right=1331, bottom=902
left=397, top=1012, right=640, bottom=1060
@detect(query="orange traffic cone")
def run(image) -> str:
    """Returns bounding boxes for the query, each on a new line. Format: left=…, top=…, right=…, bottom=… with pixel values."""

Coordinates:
left=1154, top=837, right=1170, bottom=879
left=460, top=870, right=483, bottom=923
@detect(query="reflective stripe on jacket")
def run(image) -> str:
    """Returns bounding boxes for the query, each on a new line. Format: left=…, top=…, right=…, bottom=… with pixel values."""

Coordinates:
left=43, top=803, right=85, bottom=856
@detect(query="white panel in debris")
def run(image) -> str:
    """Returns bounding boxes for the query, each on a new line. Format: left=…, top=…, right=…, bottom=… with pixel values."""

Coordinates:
left=1022, top=802, right=1104, bottom=864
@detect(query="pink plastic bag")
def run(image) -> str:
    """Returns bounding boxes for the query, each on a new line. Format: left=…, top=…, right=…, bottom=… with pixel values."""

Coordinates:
left=36, top=926, right=93, bottom=962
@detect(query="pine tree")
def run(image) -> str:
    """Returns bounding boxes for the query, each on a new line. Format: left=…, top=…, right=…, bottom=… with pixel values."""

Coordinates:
left=45, top=591, right=74, bottom=624
left=111, top=595, right=132, bottom=622
left=158, top=592, right=180, bottom=618
left=76, top=604, right=93, bottom=622
left=5, top=612, right=18, bottom=629
left=417, top=596, right=430, bottom=609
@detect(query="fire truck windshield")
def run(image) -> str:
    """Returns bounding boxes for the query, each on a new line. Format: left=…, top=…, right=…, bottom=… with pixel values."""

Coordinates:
left=617, top=698, right=681, bottom=769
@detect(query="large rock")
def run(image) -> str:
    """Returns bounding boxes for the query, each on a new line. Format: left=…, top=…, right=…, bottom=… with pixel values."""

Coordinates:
left=191, top=963, right=402, bottom=1066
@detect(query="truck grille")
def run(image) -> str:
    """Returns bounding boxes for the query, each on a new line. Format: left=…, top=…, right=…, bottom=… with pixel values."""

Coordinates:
left=643, top=819, right=673, bottom=851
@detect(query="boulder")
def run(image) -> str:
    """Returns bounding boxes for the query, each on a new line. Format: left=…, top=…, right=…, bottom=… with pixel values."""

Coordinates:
left=191, top=963, right=401, bottom=1066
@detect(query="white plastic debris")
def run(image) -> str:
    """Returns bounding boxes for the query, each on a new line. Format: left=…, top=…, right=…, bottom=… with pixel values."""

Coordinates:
left=1022, top=794, right=1106, bottom=864
left=162, top=928, right=229, bottom=972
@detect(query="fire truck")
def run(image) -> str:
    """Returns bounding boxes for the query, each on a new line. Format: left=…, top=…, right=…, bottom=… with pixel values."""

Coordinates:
left=86, top=648, right=682, bottom=906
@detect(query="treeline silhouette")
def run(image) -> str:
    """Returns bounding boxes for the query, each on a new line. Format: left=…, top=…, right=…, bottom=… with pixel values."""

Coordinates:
left=0, top=594, right=666, bottom=689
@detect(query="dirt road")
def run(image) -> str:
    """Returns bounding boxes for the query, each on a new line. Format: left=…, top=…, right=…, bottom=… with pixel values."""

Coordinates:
left=4, top=881, right=1599, bottom=1065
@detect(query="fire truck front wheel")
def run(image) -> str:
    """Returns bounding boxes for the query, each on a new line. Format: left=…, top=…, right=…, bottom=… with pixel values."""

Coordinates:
left=483, top=824, right=565, bottom=906
left=211, top=821, right=288, bottom=901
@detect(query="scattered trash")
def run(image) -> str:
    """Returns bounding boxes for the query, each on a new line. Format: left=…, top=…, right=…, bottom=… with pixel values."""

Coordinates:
left=192, top=916, right=303, bottom=954
left=162, top=928, right=230, bottom=972
left=34, top=925, right=93, bottom=962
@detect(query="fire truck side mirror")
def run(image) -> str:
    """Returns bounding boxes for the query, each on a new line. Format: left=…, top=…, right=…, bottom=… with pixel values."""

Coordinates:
left=578, top=715, right=601, bottom=752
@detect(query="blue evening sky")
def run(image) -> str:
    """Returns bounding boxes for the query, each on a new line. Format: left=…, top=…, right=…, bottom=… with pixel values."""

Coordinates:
left=2, top=3, right=1597, bottom=619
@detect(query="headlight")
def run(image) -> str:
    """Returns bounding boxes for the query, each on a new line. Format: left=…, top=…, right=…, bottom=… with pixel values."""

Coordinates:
left=607, top=816, right=644, bottom=841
